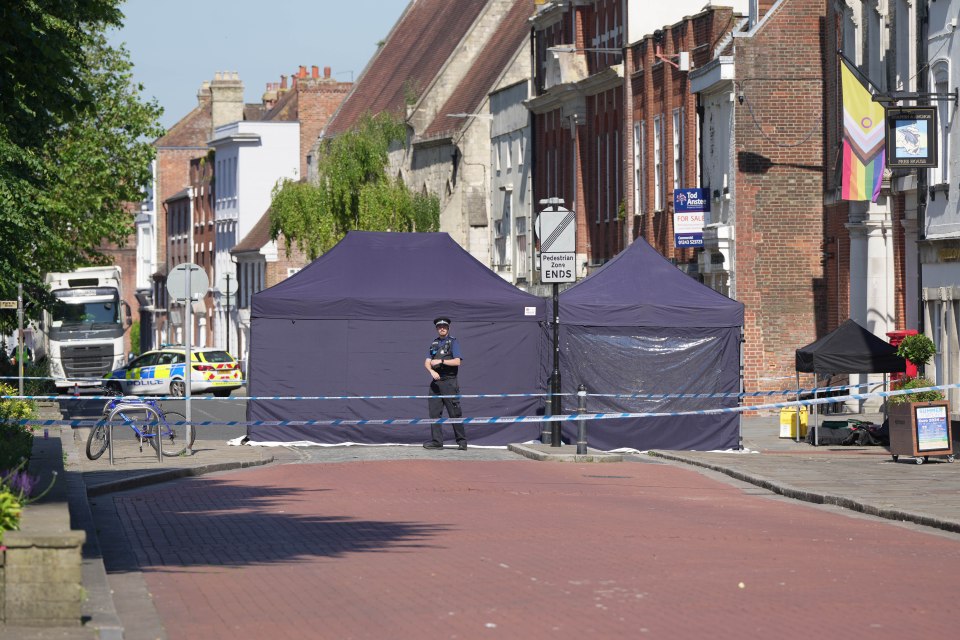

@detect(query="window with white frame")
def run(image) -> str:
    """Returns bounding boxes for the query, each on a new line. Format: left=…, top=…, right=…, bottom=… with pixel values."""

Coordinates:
left=495, top=141, right=501, bottom=174
left=596, top=132, right=602, bottom=223
left=695, top=113, right=701, bottom=188
left=515, top=216, right=527, bottom=280
left=932, top=62, right=951, bottom=186
left=605, top=130, right=611, bottom=222
left=633, top=122, right=641, bottom=215
left=506, top=136, right=512, bottom=172
left=614, top=128, right=619, bottom=221
left=216, top=159, right=223, bottom=209
left=842, top=6, right=856, bottom=64
left=639, top=121, right=646, bottom=214
left=554, top=112, right=561, bottom=196
left=516, top=135, right=524, bottom=166
left=495, top=198, right=510, bottom=268
left=894, top=0, right=912, bottom=91
left=672, top=108, right=683, bottom=191
left=653, top=115, right=663, bottom=210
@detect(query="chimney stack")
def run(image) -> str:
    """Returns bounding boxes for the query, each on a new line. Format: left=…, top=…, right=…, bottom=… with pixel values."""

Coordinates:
left=324, top=66, right=331, bottom=79
left=209, top=71, right=244, bottom=131
left=312, top=65, right=319, bottom=78
left=298, top=65, right=307, bottom=78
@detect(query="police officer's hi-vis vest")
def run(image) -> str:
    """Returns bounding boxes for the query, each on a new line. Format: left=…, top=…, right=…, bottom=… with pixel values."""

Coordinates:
left=430, top=337, right=459, bottom=378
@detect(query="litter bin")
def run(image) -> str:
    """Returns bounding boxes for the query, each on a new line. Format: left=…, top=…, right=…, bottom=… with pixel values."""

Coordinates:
left=779, top=407, right=808, bottom=438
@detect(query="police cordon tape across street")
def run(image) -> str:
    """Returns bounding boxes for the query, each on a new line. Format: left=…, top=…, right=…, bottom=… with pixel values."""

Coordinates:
left=0, top=376, right=902, bottom=400
left=2, top=379, right=957, bottom=429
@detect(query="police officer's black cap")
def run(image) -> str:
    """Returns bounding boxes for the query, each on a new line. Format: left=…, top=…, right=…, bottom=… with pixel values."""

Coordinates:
left=433, top=317, right=451, bottom=327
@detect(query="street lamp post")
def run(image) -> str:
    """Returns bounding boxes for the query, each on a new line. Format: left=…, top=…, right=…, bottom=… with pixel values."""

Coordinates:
left=225, top=273, right=231, bottom=354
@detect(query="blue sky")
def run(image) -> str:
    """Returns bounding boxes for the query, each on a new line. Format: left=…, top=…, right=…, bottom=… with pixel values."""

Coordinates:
left=107, top=0, right=411, bottom=130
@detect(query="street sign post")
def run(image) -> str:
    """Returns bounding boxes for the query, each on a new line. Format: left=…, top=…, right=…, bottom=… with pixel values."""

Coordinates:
left=3, top=288, right=26, bottom=395
left=536, top=199, right=576, bottom=447
left=216, top=274, right=235, bottom=355
left=166, top=263, right=207, bottom=456
left=535, top=204, right=577, bottom=283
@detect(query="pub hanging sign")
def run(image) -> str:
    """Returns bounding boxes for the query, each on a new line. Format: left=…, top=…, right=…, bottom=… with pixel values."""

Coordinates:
left=885, top=106, right=938, bottom=169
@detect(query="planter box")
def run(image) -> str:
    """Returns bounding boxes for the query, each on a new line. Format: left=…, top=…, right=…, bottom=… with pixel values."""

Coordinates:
left=1, top=431, right=85, bottom=626
left=888, top=400, right=954, bottom=462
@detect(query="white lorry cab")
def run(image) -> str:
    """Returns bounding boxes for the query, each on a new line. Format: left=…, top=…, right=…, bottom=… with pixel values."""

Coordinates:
left=43, top=266, right=132, bottom=390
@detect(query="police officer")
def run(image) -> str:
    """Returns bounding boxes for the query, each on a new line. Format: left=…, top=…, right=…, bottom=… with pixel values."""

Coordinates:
left=423, top=317, right=467, bottom=450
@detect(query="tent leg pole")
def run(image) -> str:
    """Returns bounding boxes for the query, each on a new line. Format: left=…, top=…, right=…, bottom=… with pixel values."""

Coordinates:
left=883, top=373, right=888, bottom=425
left=814, top=378, right=820, bottom=446
left=739, top=327, right=745, bottom=451
left=796, top=372, right=801, bottom=443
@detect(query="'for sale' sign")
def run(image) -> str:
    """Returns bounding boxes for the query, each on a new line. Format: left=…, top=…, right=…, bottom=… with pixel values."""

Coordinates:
left=673, top=188, right=709, bottom=248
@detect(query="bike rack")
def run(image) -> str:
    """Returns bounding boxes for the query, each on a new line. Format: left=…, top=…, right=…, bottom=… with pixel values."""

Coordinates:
left=107, top=401, right=164, bottom=465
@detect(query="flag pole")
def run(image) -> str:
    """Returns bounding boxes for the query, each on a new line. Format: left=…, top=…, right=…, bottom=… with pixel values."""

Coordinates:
left=836, top=49, right=883, bottom=93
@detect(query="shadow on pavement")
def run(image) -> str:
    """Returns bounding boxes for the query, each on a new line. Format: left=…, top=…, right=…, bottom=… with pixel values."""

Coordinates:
left=93, top=477, right=451, bottom=574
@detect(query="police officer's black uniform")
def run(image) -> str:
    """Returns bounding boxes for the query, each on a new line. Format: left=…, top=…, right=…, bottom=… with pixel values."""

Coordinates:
left=424, top=317, right=466, bottom=449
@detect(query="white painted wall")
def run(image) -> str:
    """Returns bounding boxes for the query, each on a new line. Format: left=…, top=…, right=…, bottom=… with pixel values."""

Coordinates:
left=135, top=159, right=157, bottom=291
left=490, top=81, right=533, bottom=284
left=626, top=0, right=749, bottom=45
left=924, top=0, right=959, bottom=238
left=209, top=120, right=298, bottom=355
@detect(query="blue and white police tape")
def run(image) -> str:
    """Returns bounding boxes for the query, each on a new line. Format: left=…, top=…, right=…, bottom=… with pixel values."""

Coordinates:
left=0, top=379, right=890, bottom=403
left=10, top=382, right=957, bottom=429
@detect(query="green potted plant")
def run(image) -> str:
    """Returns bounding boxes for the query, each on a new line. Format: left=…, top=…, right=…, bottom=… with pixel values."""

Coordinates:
left=887, top=376, right=944, bottom=405
left=890, top=333, right=943, bottom=404
left=896, top=333, right=937, bottom=375
left=887, top=335, right=951, bottom=462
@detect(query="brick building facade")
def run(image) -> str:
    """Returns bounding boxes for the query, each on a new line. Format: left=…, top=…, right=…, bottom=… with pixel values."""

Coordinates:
left=529, top=0, right=625, bottom=274
left=629, top=9, right=735, bottom=271
left=730, top=0, right=828, bottom=393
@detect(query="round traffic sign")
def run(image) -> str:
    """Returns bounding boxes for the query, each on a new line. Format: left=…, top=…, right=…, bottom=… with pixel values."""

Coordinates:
left=166, top=263, right=209, bottom=301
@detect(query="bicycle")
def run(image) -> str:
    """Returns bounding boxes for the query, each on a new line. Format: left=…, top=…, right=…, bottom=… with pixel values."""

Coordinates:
left=86, top=391, right=195, bottom=460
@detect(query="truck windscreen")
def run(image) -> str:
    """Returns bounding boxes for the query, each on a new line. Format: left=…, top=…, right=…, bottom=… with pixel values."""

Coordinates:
left=51, top=288, right=120, bottom=327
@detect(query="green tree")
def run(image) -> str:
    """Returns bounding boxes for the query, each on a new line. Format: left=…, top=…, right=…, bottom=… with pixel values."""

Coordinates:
left=1, top=1, right=124, bottom=147
left=270, top=112, right=440, bottom=259
left=0, top=11, right=163, bottom=328
left=129, top=320, right=141, bottom=358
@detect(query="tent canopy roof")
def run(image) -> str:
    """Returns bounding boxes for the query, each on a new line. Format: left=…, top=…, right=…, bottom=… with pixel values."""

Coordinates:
left=558, top=237, right=744, bottom=327
left=252, top=231, right=546, bottom=322
left=795, top=319, right=907, bottom=374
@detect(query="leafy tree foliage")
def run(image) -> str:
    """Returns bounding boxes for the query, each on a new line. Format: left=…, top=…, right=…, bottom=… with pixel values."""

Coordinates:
left=0, top=4, right=162, bottom=328
left=270, top=112, right=440, bottom=259
left=1, top=0, right=123, bottom=146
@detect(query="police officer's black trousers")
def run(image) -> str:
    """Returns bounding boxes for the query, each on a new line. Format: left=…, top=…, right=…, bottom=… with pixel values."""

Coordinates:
left=428, top=377, right=465, bottom=445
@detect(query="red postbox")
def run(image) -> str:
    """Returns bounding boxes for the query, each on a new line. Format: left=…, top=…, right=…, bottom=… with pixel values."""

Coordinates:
left=887, top=329, right=918, bottom=383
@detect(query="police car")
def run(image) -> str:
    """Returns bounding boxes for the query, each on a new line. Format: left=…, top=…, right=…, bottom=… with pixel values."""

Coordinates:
left=104, top=347, right=243, bottom=397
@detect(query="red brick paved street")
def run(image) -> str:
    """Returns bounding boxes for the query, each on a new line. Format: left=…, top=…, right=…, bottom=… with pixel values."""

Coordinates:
left=110, top=461, right=960, bottom=639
